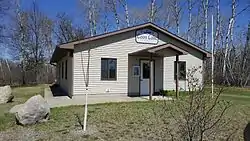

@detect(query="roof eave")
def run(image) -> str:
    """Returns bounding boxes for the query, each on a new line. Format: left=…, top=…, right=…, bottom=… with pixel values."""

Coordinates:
left=55, top=22, right=212, bottom=59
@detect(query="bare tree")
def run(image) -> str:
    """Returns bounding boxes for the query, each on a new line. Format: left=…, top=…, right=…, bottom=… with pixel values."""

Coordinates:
left=202, top=0, right=209, bottom=50
left=187, top=0, right=192, bottom=41
left=222, top=0, right=236, bottom=84
left=129, top=7, right=148, bottom=25
left=55, top=13, right=85, bottom=44
left=119, top=0, right=130, bottom=27
left=0, top=0, right=10, bottom=41
left=214, top=0, right=220, bottom=51
left=155, top=67, right=234, bottom=140
left=106, top=0, right=120, bottom=30
left=168, top=0, right=182, bottom=35
left=9, top=0, right=54, bottom=84
left=101, top=0, right=110, bottom=33
left=240, top=24, right=250, bottom=86
left=79, top=0, right=101, bottom=36
left=149, top=0, right=156, bottom=23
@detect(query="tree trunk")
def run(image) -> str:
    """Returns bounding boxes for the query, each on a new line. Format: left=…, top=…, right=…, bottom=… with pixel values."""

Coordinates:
left=214, top=0, right=220, bottom=50
left=5, top=59, right=11, bottom=85
left=112, top=0, right=120, bottom=30
left=174, top=0, right=180, bottom=35
left=187, top=0, right=192, bottom=41
left=149, top=0, right=156, bottom=23
left=120, top=0, right=130, bottom=27
left=88, top=0, right=93, bottom=36
left=203, top=0, right=208, bottom=50
left=223, top=0, right=236, bottom=84
left=0, top=60, right=4, bottom=82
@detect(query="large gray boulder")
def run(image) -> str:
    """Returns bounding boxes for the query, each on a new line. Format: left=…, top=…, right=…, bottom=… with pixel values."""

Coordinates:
left=15, top=95, right=50, bottom=125
left=0, top=85, right=13, bottom=104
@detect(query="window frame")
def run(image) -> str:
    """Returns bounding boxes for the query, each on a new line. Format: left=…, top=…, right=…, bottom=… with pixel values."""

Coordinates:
left=65, top=60, right=68, bottom=80
left=58, top=63, right=61, bottom=80
left=174, top=61, right=186, bottom=80
left=101, top=58, right=117, bottom=81
left=132, top=65, right=140, bottom=77
left=61, top=61, right=64, bottom=79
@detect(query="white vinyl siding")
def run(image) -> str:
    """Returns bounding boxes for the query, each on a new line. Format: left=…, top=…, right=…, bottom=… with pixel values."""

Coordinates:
left=72, top=28, right=204, bottom=96
left=163, top=54, right=203, bottom=91
left=57, top=55, right=73, bottom=96
left=73, top=30, right=166, bottom=95
left=127, top=56, right=163, bottom=96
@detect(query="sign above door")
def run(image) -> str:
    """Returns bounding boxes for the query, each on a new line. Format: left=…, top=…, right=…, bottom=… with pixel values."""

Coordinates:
left=136, top=29, right=159, bottom=44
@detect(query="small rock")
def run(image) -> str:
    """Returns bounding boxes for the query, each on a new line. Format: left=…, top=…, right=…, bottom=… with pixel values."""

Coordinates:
left=15, top=95, right=50, bottom=125
left=0, top=85, right=13, bottom=104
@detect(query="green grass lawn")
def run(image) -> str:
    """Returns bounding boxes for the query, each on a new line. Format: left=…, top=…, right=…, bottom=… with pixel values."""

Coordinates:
left=0, top=85, right=249, bottom=140
left=0, top=85, right=46, bottom=131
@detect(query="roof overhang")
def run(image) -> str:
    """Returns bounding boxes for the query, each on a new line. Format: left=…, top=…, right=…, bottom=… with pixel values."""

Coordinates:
left=129, top=43, right=188, bottom=57
left=57, top=23, right=211, bottom=58
left=50, top=46, right=73, bottom=64
left=51, top=22, right=211, bottom=63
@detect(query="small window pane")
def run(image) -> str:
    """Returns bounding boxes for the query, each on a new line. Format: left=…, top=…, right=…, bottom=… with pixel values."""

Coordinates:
left=61, top=62, right=64, bottom=79
left=101, top=58, right=117, bottom=80
left=179, top=62, right=186, bottom=80
left=133, top=66, right=140, bottom=76
left=65, top=60, right=68, bottom=80
left=109, top=59, right=116, bottom=79
left=174, top=61, right=186, bottom=80
left=101, top=59, right=108, bottom=79
left=143, top=62, right=150, bottom=79
left=58, top=63, right=61, bottom=80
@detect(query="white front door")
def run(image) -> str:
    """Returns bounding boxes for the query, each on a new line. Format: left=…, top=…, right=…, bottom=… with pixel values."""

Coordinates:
left=140, top=60, right=150, bottom=96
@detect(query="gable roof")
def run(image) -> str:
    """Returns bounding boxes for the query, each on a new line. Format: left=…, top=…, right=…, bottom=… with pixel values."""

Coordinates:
left=51, top=22, right=211, bottom=63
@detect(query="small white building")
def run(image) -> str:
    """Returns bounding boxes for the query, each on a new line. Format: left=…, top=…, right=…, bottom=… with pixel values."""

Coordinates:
left=50, top=23, right=211, bottom=98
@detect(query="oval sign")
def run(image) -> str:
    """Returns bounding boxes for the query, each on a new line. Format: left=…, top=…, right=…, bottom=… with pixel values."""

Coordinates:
left=136, top=29, right=159, bottom=44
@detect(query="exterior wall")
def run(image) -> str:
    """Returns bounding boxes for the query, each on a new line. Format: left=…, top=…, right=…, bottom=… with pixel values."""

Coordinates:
left=73, top=30, right=167, bottom=96
left=57, top=55, right=73, bottom=96
left=163, top=54, right=203, bottom=91
left=73, top=27, right=205, bottom=96
left=161, top=34, right=204, bottom=91
left=128, top=56, right=163, bottom=96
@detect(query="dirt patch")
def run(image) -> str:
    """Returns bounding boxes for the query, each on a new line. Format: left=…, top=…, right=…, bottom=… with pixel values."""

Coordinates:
left=0, top=126, right=47, bottom=141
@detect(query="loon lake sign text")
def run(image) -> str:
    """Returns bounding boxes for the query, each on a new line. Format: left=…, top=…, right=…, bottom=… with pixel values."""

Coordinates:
left=136, top=29, right=159, bottom=44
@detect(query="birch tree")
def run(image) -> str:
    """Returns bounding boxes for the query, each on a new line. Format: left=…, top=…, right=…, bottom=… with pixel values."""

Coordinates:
left=240, top=23, right=250, bottom=86
left=168, top=0, right=182, bottom=35
left=55, top=13, right=85, bottom=44
left=106, top=0, right=120, bottom=30
left=187, top=0, right=192, bottom=41
left=0, top=0, right=10, bottom=43
left=214, top=0, right=221, bottom=50
left=222, top=0, right=236, bottom=84
left=119, top=0, right=130, bottom=27
left=10, top=1, right=54, bottom=84
left=101, top=0, right=109, bottom=33
left=202, top=0, right=209, bottom=50
left=149, top=0, right=156, bottom=23
left=79, top=0, right=101, bottom=36
left=129, top=7, right=148, bottom=25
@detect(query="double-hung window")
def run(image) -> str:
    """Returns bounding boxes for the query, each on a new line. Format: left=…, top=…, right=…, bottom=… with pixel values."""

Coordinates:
left=65, top=60, right=68, bottom=80
left=61, top=62, right=64, bottom=79
left=101, top=58, right=117, bottom=80
left=174, top=61, right=186, bottom=80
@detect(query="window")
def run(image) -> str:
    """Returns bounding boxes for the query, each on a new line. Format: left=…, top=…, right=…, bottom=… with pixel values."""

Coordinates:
left=65, top=60, right=68, bottom=80
left=132, top=66, right=140, bottom=77
left=174, top=61, right=186, bottom=80
left=61, top=62, right=64, bottom=79
left=101, top=58, right=117, bottom=80
left=58, top=63, right=61, bottom=80
left=142, top=62, right=150, bottom=79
